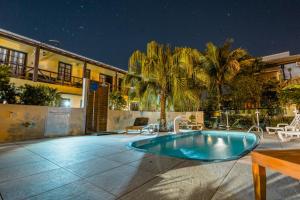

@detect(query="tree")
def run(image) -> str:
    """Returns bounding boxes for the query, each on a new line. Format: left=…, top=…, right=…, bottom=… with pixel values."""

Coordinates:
left=228, top=58, right=264, bottom=109
left=19, top=84, right=61, bottom=106
left=0, top=64, right=18, bottom=103
left=201, top=39, right=254, bottom=110
left=278, top=84, right=300, bottom=107
left=124, top=41, right=204, bottom=131
left=230, top=75, right=263, bottom=109
left=109, top=91, right=127, bottom=110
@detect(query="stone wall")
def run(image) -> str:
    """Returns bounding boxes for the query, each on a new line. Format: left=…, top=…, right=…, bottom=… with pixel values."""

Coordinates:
left=107, top=110, right=204, bottom=131
left=0, top=104, right=85, bottom=142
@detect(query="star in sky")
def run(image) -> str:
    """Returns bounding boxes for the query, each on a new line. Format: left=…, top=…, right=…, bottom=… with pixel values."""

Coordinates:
left=0, top=0, right=299, bottom=70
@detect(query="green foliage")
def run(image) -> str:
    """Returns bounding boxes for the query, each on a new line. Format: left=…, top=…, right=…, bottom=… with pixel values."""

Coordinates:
left=260, top=79, right=280, bottom=109
left=124, top=41, right=205, bottom=130
left=229, top=75, right=263, bottom=109
left=279, top=84, right=300, bottom=106
left=200, top=39, right=255, bottom=110
left=0, top=64, right=18, bottom=103
left=19, top=84, right=61, bottom=106
left=124, top=39, right=285, bottom=118
left=109, top=91, right=127, bottom=110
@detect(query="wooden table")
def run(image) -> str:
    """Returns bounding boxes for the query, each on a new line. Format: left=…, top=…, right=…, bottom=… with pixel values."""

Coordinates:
left=251, top=150, right=300, bottom=200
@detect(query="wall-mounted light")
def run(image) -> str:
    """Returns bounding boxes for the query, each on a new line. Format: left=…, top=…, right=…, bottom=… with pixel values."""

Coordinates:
left=64, top=101, right=71, bottom=107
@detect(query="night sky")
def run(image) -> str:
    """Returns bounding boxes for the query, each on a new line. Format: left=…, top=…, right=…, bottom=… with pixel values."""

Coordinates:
left=0, top=0, right=299, bottom=70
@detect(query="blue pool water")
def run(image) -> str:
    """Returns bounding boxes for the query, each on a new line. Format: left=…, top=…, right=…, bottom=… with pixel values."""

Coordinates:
left=129, top=131, right=259, bottom=161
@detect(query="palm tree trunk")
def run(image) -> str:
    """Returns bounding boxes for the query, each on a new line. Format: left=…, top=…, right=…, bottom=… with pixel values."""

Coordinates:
left=160, top=91, right=167, bottom=132
left=216, top=84, right=222, bottom=110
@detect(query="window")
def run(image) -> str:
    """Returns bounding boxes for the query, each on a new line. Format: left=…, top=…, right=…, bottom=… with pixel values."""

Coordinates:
left=99, top=74, right=113, bottom=84
left=0, top=47, right=27, bottom=76
left=99, top=74, right=106, bottom=84
left=9, top=50, right=26, bottom=75
left=85, top=69, right=91, bottom=79
left=58, top=62, right=72, bottom=82
left=10, top=50, right=26, bottom=66
left=99, top=73, right=113, bottom=91
left=0, top=47, right=9, bottom=64
left=118, top=78, right=123, bottom=91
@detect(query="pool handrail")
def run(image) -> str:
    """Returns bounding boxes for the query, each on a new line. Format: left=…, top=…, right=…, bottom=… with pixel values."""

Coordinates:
left=248, top=125, right=264, bottom=139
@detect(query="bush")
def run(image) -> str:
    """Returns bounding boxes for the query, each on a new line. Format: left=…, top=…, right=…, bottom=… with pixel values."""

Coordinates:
left=19, top=84, right=61, bottom=106
left=265, top=116, right=294, bottom=127
left=109, top=91, right=127, bottom=110
left=0, top=64, right=18, bottom=103
left=279, top=84, right=300, bottom=106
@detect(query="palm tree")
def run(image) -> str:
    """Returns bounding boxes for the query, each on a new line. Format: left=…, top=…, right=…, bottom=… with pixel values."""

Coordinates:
left=201, top=39, right=254, bottom=110
left=124, top=41, right=204, bottom=131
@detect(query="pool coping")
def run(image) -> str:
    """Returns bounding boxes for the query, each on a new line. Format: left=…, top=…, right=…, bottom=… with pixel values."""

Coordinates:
left=128, top=130, right=261, bottom=162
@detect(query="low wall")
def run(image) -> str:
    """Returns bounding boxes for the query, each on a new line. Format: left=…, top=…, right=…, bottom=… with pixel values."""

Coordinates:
left=107, top=110, right=204, bottom=131
left=0, top=104, right=85, bottom=142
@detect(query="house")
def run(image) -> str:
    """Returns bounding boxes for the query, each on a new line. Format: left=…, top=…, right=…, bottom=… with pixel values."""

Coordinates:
left=0, top=28, right=127, bottom=108
left=260, top=52, right=300, bottom=114
left=261, top=51, right=300, bottom=82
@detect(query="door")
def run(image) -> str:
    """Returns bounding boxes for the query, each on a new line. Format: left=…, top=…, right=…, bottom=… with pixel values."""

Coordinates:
left=86, top=81, right=109, bottom=133
left=58, top=62, right=72, bottom=83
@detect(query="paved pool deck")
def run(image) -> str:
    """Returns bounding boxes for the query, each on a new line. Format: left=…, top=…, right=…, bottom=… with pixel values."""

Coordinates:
left=0, top=133, right=300, bottom=200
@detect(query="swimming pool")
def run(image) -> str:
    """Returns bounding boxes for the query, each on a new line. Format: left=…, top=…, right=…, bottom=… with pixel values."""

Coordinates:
left=129, top=130, right=259, bottom=161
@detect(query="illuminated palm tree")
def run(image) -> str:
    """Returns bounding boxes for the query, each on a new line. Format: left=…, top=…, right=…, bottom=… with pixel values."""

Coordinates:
left=201, top=39, right=254, bottom=110
left=124, top=41, right=204, bottom=131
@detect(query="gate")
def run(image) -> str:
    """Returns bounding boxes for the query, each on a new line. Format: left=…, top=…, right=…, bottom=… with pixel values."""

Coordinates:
left=85, top=81, right=109, bottom=133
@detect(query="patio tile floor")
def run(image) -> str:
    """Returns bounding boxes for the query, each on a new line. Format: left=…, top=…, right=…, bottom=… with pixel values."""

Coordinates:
left=0, top=133, right=299, bottom=200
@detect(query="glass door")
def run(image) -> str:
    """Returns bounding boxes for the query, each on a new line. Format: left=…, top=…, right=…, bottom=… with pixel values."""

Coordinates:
left=58, top=62, right=72, bottom=82
left=9, top=50, right=27, bottom=76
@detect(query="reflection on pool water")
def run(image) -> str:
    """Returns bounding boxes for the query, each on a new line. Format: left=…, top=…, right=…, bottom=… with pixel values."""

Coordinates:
left=129, top=130, right=259, bottom=161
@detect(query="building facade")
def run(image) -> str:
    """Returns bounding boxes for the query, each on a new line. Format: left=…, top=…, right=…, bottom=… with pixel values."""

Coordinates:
left=261, top=51, right=300, bottom=82
left=0, top=29, right=126, bottom=108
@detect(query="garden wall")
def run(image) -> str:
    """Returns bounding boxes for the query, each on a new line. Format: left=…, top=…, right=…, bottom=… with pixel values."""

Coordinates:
left=0, top=104, right=85, bottom=142
left=107, top=110, right=204, bottom=131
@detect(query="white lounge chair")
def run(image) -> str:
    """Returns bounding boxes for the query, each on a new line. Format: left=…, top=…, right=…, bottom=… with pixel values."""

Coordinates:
left=278, top=130, right=300, bottom=142
left=266, top=114, right=300, bottom=134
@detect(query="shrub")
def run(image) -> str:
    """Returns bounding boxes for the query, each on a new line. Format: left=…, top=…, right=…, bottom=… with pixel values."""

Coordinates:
left=109, top=91, right=127, bottom=110
left=279, top=84, right=300, bottom=106
left=19, top=84, right=61, bottom=106
left=0, top=64, right=18, bottom=103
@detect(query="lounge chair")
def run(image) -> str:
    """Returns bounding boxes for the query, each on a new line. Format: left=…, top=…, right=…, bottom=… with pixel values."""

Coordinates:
left=125, top=117, right=149, bottom=134
left=278, top=130, right=300, bottom=142
left=266, top=114, right=300, bottom=134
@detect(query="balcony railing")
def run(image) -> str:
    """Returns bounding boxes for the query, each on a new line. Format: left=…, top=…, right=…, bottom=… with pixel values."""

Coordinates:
left=3, top=63, right=119, bottom=91
left=6, top=64, right=83, bottom=88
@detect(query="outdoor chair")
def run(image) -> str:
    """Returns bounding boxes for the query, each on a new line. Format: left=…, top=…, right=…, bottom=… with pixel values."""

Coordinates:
left=125, top=117, right=149, bottom=134
left=278, top=129, right=300, bottom=142
left=266, top=114, right=300, bottom=134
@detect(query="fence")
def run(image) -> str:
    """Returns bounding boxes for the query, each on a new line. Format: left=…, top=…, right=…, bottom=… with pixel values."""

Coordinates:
left=107, top=110, right=204, bottom=131
left=0, top=104, right=85, bottom=142
left=204, top=108, right=296, bottom=130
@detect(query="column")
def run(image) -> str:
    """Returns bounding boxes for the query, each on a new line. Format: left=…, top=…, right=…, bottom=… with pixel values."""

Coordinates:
left=82, top=61, right=87, bottom=78
left=32, top=47, right=40, bottom=82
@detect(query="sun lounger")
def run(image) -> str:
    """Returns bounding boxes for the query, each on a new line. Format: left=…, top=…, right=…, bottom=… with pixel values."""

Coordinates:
left=266, top=114, right=300, bottom=134
left=277, top=130, right=300, bottom=142
left=125, top=117, right=149, bottom=134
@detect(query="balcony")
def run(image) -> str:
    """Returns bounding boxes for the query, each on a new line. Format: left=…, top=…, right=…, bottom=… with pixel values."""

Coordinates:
left=7, top=64, right=83, bottom=88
